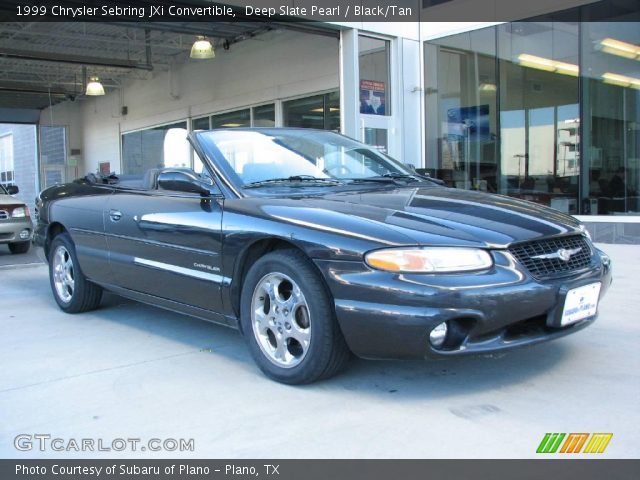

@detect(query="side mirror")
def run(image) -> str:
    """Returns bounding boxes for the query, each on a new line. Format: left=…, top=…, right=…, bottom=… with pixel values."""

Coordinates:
left=6, top=185, right=19, bottom=195
left=157, top=170, right=214, bottom=196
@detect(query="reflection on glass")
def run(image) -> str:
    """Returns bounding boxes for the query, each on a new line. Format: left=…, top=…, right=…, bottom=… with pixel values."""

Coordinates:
left=196, top=129, right=416, bottom=185
left=211, top=109, right=250, bottom=129
left=499, top=22, right=580, bottom=213
left=121, top=121, right=188, bottom=175
left=364, top=128, right=388, bottom=154
left=192, top=117, right=210, bottom=130
left=283, top=92, right=340, bottom=130
left=253, top=104, right=276, bottom=127
left=284, top=95, right=324, bottom=129
left=425, top=27, right=497, bottom=192
left=583, top=22, right=640, bottom=215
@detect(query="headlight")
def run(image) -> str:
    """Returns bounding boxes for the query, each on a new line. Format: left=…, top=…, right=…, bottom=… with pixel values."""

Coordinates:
left=11, top=206, right=29, bottom=218
left=365, top=247, right=493, bottom=273
left=579, top=224, right=592, bottom=240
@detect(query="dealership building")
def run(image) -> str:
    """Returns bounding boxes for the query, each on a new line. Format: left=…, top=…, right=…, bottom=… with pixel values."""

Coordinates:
left=0, top=0, right=638, bottom=241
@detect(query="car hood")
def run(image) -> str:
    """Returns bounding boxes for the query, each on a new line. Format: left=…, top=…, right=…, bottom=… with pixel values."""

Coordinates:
left=0, top=194, right=24, bottom=207
left=257, top=186, right=582, bottom=248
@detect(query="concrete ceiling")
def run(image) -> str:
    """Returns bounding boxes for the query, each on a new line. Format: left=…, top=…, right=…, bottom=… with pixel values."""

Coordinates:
left=0, top=20, right=286, bottom=110
left=0, top=0, right=341, bottom=117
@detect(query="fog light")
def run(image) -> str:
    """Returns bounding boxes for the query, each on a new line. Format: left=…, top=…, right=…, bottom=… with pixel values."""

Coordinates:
left=429, top=322, right=448, bottom=348
left=19, top=229, right=30, bottom=240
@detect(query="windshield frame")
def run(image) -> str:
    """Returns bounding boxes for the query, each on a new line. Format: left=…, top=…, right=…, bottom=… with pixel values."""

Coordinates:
left=194, top=128, right=425, bottom=196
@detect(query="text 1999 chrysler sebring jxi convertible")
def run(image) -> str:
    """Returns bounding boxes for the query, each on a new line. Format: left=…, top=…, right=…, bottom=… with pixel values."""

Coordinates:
left=35, top=128, right=612, bottom=384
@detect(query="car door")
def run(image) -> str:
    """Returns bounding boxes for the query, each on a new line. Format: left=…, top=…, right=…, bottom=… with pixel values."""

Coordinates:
left=49, top=184, right=115, bottom=285
left=104, top=181, right=225, bottom=314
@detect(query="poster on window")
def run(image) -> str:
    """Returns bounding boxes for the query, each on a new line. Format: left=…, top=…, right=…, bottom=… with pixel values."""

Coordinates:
left=360, top=80, right=386, bottom=115
left=446, top=105, right=491, bottom=141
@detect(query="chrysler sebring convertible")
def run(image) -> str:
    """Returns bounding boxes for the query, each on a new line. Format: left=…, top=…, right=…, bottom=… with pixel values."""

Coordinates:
left=35, top=128, right=612, bottom=384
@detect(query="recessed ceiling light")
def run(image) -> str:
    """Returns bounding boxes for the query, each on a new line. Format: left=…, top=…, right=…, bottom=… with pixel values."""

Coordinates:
left=598, top=38, right=640, bottom=60
left=602, top=72, right=640, bottom=89
left=517, top=54, right=579, bottom=77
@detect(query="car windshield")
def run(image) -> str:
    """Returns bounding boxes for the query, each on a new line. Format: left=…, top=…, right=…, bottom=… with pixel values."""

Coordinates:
left=195, top=129, right=420, bottom=187
left=0, top=184, right=7, bottom=195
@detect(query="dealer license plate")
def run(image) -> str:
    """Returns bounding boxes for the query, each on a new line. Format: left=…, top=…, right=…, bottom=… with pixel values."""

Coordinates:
left=561, top=282, right=601, bottom=326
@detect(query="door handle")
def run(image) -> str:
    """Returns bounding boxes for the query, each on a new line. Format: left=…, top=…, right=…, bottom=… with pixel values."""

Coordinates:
left=109, top=209, right=122, bottom=222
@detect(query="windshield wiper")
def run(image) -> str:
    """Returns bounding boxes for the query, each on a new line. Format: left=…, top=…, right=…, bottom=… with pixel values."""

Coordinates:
left=347, top=172, right=423, bottom=185
left=243, top=175, right=344, bottom=189
left=380, top=172, right=424, bottom=181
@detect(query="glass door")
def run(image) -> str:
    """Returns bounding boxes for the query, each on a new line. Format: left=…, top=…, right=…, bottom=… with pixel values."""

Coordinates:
left=40, top=125, right=72, bottom=189
left=358, top=35, right=397, bottom=156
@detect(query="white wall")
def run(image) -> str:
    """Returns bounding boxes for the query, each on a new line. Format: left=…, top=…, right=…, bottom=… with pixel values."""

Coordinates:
left=41, top=29, right=339, bottom=174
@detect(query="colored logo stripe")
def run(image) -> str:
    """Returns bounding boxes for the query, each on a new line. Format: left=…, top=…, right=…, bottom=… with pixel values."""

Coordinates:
left=537, top=433, right=565, bottom=453
left=560, top=433, right=589, bottom=453
left=537, top=433, right=613, bottom=454
left=583, top=433, right=613, bottom=454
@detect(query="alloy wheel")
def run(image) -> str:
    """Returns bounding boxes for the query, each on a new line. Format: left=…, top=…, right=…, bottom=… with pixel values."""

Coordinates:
left=52, top=245, right=75, bottom=303
left=251, top=272, right=311, bottom=368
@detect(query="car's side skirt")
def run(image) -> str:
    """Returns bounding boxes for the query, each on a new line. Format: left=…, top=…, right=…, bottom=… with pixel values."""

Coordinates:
left=95, top=282, right=240, bottom=330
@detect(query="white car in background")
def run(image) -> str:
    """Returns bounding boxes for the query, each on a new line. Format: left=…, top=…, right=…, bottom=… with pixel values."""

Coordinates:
left=0, top=184, right=32, bottom=254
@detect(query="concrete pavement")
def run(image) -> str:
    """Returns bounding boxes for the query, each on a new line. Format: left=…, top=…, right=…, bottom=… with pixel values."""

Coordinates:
left=0, top=244, right=638, bottom=458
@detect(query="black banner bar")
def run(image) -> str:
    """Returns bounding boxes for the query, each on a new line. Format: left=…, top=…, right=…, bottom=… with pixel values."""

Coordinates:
left=2, top=459, right=639, bottom=480
left=0, top=0, right=638, bottom=23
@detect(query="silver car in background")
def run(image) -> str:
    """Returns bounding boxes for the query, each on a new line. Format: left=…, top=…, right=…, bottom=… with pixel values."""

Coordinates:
left=0, top=184, right=32, bottom=254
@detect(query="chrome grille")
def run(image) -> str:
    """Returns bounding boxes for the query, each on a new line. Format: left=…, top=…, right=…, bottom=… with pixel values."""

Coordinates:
left=0, top=209, right=8, bottom=220
left=509, top=235, right=592, bottom=279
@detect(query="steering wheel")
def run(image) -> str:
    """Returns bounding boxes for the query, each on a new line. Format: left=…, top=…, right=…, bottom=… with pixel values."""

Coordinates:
left=325, top=164, right=353, bottom=176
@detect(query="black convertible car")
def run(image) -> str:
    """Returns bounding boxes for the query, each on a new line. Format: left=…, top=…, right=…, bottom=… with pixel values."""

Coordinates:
left=35, top=128, right=612, bottom=384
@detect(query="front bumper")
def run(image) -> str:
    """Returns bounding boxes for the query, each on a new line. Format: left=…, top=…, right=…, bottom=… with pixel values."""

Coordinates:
left=314, top=247, right=612, bottom=360
left=0, top=217, right=33, bottom=244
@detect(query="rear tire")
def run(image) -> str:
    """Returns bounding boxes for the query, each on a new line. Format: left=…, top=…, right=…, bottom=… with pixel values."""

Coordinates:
left=240, top=249, right=351, bottom=384
left=8, top=241, right=30, bottom=254
left=49, top=233, right=102, bottom=313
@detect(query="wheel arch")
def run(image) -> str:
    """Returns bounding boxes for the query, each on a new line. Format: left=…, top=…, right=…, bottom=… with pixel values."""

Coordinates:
left=44, top=222, right=68, bottom=260
left=229, top=237, right=334, bottom=333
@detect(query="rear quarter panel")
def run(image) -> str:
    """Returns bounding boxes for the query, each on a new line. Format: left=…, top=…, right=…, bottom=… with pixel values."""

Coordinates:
left=41, top=182, right=114, bottom=284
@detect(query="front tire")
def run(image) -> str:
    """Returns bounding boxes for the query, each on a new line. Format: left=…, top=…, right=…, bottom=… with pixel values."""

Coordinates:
left=240, top=249, right=350, bottom=384
left=8, top=241, right=30, bottom=254
left=49, top=233, right=102, bottom=313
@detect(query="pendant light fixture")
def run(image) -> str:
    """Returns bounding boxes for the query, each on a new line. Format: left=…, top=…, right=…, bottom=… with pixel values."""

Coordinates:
left=190, top=36, right=215, bottom=59
left=85, top=76, right=105, bottom=96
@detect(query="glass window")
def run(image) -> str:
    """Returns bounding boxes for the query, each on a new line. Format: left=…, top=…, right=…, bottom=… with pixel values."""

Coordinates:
left=210, top=109, right=250, bottom=129
left=425, top=23, right=582, bottom=211
left=0, top=134, right=13, bottom=185
left=283, top=95, right=324, bottom=129
left=425, top=20, right=639, bottom=215
left=364, top=128, right=388, bottom=154
left=40, top=126, right=69, bottom=188
left=192, top=116, right=210, bottom=130
left=325, top=91, right=340, bottom=131
left=359, top=36, right=391, bottom=116
left=498, top=22, right=580, bottom=213
left=195, top=129, right=418, bottom=186
left=582, top=22, right=640, bottom=215
left=121, top=121, right=189, bottom=175
left=253, top=104, right=275, bottom=127
left=424, top=27, right=498, bottom=192
left=283, top=92, right=340, bottom=130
